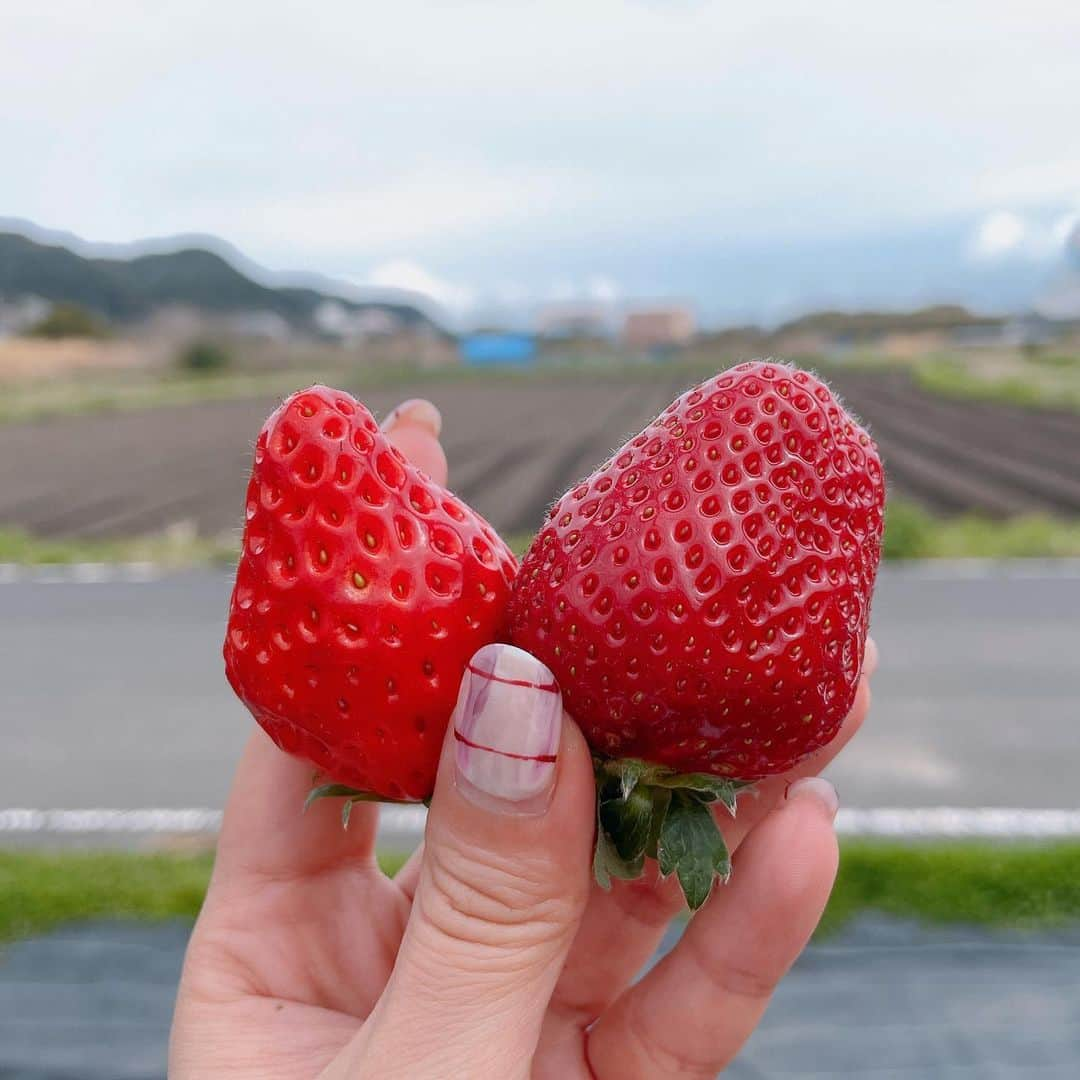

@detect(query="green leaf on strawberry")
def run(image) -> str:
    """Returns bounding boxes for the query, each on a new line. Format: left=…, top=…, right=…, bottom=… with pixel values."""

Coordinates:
left=658, top=792, right=732, bottom=912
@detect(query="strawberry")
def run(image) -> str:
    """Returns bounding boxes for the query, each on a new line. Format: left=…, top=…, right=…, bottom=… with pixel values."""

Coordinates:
left=509, top=361, right=884, bottom=907
left=224, top=386, right=517, bottom=804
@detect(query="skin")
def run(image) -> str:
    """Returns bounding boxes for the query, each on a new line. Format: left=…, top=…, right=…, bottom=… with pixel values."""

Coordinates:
left=170, top=398, right=877, bottom=1079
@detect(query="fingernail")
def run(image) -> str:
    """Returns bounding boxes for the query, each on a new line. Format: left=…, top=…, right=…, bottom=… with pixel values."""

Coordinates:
left=381, top=398, right=442, bottom=438
left=785, top=777, right=839, bottom=822
left=863, top=636, right=879, bottom=678
left=453, top=644, right=562, bottom=808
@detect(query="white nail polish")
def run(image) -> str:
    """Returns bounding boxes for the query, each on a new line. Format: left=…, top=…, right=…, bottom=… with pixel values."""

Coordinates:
left=453, top=644, right=561, bottom=804
left=786, top=777, right=840, bottom=821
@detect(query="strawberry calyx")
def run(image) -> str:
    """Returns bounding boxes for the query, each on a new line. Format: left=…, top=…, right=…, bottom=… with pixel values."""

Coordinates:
left=304, top=781, right=430, bottom=828
left=592, top=756, right=753, bottom=912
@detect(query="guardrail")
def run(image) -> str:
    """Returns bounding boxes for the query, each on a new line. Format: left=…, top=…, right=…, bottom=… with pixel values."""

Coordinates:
left=4, top=806, right=1080, bottom=840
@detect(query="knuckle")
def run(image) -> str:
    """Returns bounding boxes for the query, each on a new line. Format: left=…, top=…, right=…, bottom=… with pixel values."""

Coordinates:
left=700, top=953, right=779, bottom=1002
left=419, top=839, right=580, bottom=958
left=600, top=1001, right=717, bottom=1080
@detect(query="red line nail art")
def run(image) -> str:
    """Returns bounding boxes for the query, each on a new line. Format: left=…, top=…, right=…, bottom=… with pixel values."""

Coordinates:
left=467, top=662, right=558, bottom=693
left=454, top=727, right=557, bottom=763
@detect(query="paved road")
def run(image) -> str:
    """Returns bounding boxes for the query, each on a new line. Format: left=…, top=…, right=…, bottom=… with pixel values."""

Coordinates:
left=3, top=914, right=1079, bottom=1079
left=2, top=565, right=1078, bottom=810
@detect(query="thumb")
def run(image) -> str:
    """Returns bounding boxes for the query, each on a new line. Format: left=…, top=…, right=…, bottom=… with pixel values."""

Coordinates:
left=352, top=643, right=594, bottom=1079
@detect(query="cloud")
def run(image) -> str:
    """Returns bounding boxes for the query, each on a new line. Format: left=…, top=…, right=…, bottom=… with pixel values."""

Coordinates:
left=970, top=212, right=1027, bottom=259
left=360, top=259, right=475, bottom=315
left=968, top=210, right=1077, bottom=262
left=1053, top=212, right=1080, bottom=249
left=586, top=275, right=620, bottom=304
left=6, top=1, right=1080, bottom=321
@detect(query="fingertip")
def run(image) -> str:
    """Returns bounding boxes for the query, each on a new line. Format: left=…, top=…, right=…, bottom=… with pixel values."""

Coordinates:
left=761, top=780, right=840, bottom=903
left=381, top=398, right=449, bottom=485
left=785, top=776, right=839, bottom=822
left=863, top=635, right=879, bottom=678
left=382, top=398, right=442, bottom=438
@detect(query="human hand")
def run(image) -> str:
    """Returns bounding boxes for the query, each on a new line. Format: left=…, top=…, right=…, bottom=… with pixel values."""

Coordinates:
left=170, top=397, right=875, bottom=1079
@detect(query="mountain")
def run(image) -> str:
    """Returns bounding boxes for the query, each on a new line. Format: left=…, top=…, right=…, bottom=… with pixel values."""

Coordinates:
left=0, top=229, right=446, bottom=336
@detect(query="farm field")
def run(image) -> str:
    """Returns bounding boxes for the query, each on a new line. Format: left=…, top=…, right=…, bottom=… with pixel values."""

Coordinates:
left=1, top=368, right=1078, bottom=544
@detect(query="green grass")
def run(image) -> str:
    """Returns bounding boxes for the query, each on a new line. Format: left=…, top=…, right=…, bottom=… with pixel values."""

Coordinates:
left=4, top=347, right=1079, bottom=425
left=5, top=501, right=1080, bottom=567
left=0, top=367, right=361, bottom=425
left=913, top=354, right=1080, bottom=412
left=2, top=844, right=1078, bottom=945
left=0, top=851, right=214, bottom=943
left=0, top=850, right=407, bottom=944
left=883, top=499, right=1080, bottom=559
left=0, top=353, right=903, bottom=427
left=0, top=359, right=690, bottom=426
left=819, top=841, right=1080, bottom=937
left=0, top=526, right=239, bottom=566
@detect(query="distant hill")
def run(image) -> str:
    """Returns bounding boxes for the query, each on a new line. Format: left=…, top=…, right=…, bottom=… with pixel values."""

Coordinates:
left=0, top=231, right=445, bottom=336
left=775, top=304, right=1006, bottom=340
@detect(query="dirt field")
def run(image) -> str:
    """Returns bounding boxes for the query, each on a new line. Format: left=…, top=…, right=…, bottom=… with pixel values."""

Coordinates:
left=1, top=368, right=1078, bottom=541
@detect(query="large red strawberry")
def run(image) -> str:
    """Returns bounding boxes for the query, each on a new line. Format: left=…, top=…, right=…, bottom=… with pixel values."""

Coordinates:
left=509, top=361, right=884, bottom=907
left=224, top=385, right=517, bottom=803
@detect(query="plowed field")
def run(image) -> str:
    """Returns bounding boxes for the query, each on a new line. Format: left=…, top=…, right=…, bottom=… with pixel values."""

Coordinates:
left=1, top=369, right=1077, bottom=540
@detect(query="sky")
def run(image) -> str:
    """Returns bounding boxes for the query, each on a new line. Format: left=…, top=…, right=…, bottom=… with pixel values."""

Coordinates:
left=2, top=1, right=1080, bottom=327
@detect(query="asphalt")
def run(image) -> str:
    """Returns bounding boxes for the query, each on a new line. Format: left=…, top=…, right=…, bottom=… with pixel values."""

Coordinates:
left=3, top=914, right=1079, bottom=1079
left=2, top=564, right=1078, bottom=811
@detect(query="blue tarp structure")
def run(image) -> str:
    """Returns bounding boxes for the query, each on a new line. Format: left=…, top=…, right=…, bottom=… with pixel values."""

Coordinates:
left=459, top=333, right=537, bottom=366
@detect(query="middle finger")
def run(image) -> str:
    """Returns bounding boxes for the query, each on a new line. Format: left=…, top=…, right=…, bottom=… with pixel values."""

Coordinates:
left=543, top=658, right=873, bottom=1027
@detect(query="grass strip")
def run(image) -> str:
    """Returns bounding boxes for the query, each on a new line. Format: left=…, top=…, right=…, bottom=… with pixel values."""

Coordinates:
left=0, top=850, right=407, bottom=944
left=3, top=843, right=1079, bottom=945
left=913, top=355, right=1080, bottom=413
left=882, top=500, right=1080, bottom=559
left=7, top=495, right=1080, bottom=568
left=820, top=840, right=1080, bottom=936
left=0, top=527, right=238, bottom=566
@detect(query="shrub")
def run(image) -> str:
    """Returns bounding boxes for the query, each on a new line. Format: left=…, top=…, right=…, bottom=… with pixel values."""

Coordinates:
left=882, top=500, right=934, bottom=559
left=26, top=303, right=109, bottom=339
left=178, top=340, right=231, bottom=373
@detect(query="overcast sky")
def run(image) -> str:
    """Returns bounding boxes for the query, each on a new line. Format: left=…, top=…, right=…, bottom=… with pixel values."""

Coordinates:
left=3, top=1, right=1079, bottom=324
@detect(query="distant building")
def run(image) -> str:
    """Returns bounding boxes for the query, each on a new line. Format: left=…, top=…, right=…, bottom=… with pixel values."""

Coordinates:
left=225, top=309, right=292, bottom=341
left=314, top=300, right=404, bottom=341
left=0, top=295, right=51, bottom=338
left=1035, top=270, right=1080, bottom=323
left=537, top=303, right=612, bottom=341
left=1003, top=313, right=1067, bottom=348
left=623, top=307, right=695, bottom=352
left=460, top=332, right=537, bottom=366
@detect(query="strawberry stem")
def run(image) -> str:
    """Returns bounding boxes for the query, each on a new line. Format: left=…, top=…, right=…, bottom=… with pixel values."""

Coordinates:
left=592, top=756, right=752, bottom=911
left=304, top=782, right=430, bottom=829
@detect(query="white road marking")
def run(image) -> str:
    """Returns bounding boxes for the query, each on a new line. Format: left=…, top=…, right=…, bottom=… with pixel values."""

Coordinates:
left=0, top=563, right=162, bottom=584
left=837, top=807, right=1080, bottom=838
left=3, top=806, right=1080, bottom=839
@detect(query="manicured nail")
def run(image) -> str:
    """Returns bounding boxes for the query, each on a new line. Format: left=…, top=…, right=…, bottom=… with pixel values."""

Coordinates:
left=863, top=636, right=879, bottom=678
left=453, top=644, right=561, bottom=806
left=785, top=777, right=839, bottom=822
left=381, top=398, right=442, bottom=438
